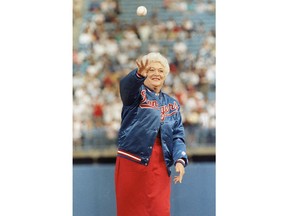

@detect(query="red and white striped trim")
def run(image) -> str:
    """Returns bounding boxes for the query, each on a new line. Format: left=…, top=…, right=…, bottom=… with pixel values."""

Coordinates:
left=117, top=150, right=141, bottom=162
left=176, top=158, right=186, bottom=166
left=136, top=72, right=144, bottom=78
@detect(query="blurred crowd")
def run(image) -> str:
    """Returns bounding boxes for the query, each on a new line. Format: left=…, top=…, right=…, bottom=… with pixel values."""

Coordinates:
left=163, top=0, right=215, bottom=13
left=73, top=0, right=215, bottom=151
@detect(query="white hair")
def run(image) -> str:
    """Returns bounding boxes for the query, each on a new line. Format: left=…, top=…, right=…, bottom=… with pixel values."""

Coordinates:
left=141, top=52, right=170, bottom=75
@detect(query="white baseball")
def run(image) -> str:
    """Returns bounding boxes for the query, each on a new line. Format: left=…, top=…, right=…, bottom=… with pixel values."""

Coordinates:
left=136, top=6, right=147, bottom=16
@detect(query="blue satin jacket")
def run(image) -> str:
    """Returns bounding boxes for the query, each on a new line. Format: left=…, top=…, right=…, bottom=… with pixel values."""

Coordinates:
left=117, top=69, right=188, bottom=175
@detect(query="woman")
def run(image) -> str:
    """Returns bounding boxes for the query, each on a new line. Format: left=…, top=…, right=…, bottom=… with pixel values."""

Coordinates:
left=115, top=52, right=188, bottom=216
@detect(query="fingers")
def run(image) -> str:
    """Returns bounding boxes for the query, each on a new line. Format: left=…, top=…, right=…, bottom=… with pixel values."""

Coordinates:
left=174, top=163, right=185, bottom=184
left=136, top=59, right=148, bottom=69
left=174, top=176, right=179, bottom=184
left=173, top=174, right=184, bottom=184
left=179, top=173, right=183, bottom=183
left=142, top=59, right=150, bottom=77
left=143, top=59, right=149, bottom=68
left=136, top=59, right=149, bottom=77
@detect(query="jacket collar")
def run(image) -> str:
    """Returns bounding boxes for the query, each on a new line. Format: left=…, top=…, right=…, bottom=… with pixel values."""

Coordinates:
left=144, top=84, right=162, bottom=96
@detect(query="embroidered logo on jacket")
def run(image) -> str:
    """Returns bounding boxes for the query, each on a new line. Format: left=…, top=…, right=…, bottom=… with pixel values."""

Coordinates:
left=140, top=90, right=159, bottom=109
left=160, top=102, right=179, bottom=121
left=139, top=90, right=179, bottom=121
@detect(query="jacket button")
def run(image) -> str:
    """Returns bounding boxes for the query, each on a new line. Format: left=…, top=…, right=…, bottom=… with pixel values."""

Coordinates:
left=145, top=163, right=148, bottom=166
left=149, top=146, right=152, bottom=149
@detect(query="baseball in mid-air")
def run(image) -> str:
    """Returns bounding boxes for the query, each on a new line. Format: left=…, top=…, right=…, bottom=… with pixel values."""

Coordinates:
left=136, top=6, right=147, bottom=16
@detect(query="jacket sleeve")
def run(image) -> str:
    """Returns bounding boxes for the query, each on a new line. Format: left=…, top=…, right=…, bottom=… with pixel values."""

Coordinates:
left=119, top=68, right=146, bottom=106
left=172, top=104, right=188, bottom=167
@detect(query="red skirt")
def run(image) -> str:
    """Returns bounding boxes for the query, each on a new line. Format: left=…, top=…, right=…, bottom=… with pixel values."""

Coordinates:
left=115, top=137, right=171, bottom=216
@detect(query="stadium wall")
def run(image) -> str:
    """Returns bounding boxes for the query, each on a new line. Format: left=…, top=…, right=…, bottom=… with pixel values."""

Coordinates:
left=73, top=163, right=215, bottom=216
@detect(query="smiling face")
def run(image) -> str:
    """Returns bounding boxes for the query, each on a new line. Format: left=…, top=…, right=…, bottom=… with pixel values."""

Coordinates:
left=144, top=61, right=167, bottom=93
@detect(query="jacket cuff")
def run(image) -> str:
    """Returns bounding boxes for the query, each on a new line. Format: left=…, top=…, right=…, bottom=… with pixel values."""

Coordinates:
left=135, top=69, right=146, bottom=79
left=175, top=158, right=186, bottom=167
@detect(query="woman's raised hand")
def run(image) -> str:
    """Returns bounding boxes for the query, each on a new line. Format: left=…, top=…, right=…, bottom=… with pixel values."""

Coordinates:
left=136, top=58, right=150, bottom=78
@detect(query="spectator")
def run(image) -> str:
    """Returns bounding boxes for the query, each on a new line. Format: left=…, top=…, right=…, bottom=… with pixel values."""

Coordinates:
left=73, top=0, right=215, bottom=151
